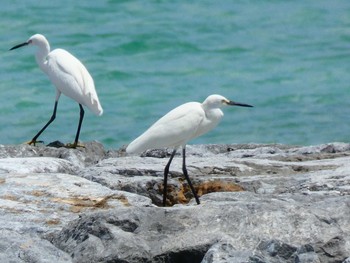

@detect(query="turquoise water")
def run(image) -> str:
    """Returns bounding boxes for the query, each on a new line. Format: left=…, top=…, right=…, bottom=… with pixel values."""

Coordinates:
left=1, top=1, right=350, bottom=148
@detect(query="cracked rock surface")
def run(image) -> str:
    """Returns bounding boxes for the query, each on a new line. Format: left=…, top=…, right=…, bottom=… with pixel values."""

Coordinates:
left=0, top=142, right=350, bottom=262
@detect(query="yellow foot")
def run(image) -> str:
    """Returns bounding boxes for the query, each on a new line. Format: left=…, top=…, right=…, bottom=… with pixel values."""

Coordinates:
left=65, top=142, right=85, bottom=149
left=24, top=140, right=43, bottom=146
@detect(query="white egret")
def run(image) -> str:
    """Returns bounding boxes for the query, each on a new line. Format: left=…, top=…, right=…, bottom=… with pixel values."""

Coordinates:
left=10, top=34, right=103, bottom=148
left=126, top=94, right=253, bottom=206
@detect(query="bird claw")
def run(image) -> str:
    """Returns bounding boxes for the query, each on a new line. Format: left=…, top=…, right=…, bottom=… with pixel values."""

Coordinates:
left=65, top=142, right=85, bottom=149
left=25, top=140, right=44, bottom=146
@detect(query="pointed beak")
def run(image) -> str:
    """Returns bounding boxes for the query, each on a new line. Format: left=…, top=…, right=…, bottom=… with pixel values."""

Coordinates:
left=227, top=100, right=253, bottom=107
left=9, top=41, right=29, bottom=51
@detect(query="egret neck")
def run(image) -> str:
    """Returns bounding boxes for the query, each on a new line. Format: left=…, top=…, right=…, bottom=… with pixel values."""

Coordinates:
left=34, top=38, right=50, bottom=73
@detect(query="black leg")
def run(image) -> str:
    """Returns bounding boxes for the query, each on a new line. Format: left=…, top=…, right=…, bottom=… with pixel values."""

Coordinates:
left=73, top=104, right=85, bottom=147
left=29, top=101, right=58, bottom=145
left=163, top=149, right=177, bottom=206
left=182, top=147, right=200, bottom=205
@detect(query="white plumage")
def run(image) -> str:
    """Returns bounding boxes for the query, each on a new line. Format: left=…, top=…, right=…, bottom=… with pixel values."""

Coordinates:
left=127, top=94, right=251, bottom=153
left=126, top=94, right=253, bottom=206
left=10, top=34, right=103, bottom=147
left=45, top=48, right=102, bottom=116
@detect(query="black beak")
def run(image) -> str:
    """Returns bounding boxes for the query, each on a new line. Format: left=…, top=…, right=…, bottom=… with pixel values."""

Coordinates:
left=9, top=42, right=29, bottom=51
left=228, top=101, right=253, bottom=107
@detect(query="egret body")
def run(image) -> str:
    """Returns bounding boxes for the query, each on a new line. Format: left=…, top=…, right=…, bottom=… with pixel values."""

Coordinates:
left=126, top=94, right=253, bottom=206
left=10, top=34, right=103, bottom=147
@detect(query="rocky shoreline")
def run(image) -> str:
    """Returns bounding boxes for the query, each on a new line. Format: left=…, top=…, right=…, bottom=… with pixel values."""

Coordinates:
left=0, top=142, right=350, bottom=262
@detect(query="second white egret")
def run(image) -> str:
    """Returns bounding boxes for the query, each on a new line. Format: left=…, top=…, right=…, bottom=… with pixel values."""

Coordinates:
left=126, top=94, right=253, bottom=206
left=10, top=34, right=103, bottom=148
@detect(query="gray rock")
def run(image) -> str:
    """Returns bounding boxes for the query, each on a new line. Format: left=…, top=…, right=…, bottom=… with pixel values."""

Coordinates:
left=0, top=170, right=152, bottom=234
left=201, top=242, right=251, bottom=263
left=79, top=142, right=350, bottom=205
left=0, top=229, right=71, bottom=263
left=0, top=142, right=152, bottom=236
left=49, top=191, right=350, bottom=262
left=0, top=141, right=106, bottom=168
left=0, top=156, right=78, bottom=174
left=1, top=142, right=350, bottom=262
left=201, top=241, right=321, bottom=263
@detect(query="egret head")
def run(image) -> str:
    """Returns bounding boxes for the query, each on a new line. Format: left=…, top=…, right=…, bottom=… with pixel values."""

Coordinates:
left=203, top=94, right=253, bottom=109
left=27, top=34, right=48, bottom=46
left=10, top=34, right=49, bottom=50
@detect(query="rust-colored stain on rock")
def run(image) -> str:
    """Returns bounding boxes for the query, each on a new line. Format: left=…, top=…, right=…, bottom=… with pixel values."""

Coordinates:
left=51, top=195, right=111, bottom=213
left=161, top=179, right=244, bottom=206
left=196, top=181, right=244, bottom=196
left=51, top=194, right=130, bottom=213
left=113, top=194, right=131, bottom=207
left=46, top=218, right=61, bottom=225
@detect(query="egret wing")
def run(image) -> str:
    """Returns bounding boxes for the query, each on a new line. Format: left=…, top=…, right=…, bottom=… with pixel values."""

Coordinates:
left=47, top=49, right=103, bottom=115
left=127, top=102, right=204, bottom=153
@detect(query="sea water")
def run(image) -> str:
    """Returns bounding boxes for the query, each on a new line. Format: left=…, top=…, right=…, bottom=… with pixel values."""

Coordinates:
left=1, top=0, right=350, bottom=148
